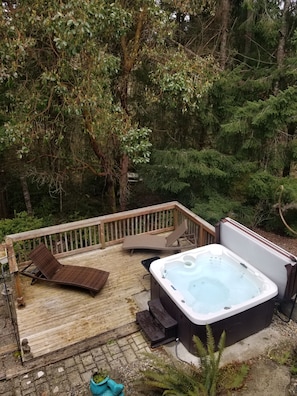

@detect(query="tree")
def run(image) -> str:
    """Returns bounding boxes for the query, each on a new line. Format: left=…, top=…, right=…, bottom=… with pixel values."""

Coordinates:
left=218, top=0, right=231, bottom=69
left=2, top=0, right=297, bottom=232
left=217, top=0, right=297, bottom=176
left=0, top=1, right=153, bottom=213
left=0, top=0, right=221, bottom=214
left=275, top=0, right=296, bottom=177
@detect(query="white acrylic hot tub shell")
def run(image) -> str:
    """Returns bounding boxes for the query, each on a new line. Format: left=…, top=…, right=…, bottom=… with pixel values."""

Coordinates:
left=150, top=244, right=278, bottom=325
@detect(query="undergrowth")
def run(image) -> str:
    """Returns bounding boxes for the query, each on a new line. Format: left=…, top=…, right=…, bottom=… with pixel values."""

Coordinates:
left=268, top=341, right=297, bottom=376
left=137, top=325, right=250, bottom=395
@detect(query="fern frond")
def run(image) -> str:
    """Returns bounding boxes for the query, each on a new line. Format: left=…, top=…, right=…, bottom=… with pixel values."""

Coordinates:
left=188, top=383, right=208, bottom=396
left=193, top=334, right=207, bottom=358
left=138, top=353, right=202, bottom=395
left=206, top=324, right=215, bottom=356
left=138, top=327, right=228, bottom=396
left=217, top=330, right=226, bottom=362
left=192, top=326, right=227, bottom=396
left=163, top=390, right=183, bottom=395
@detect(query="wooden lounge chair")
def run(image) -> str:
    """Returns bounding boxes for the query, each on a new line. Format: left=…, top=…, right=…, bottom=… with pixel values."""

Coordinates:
left=122, top=220, right=192, bottom=254
left=20, top=243, right=109, bottom=296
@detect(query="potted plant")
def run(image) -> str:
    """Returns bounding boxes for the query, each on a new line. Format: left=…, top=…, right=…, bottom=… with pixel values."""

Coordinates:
left=90, top=370, right=125, bottom=396
left=90, top=370, right=109, bottom=395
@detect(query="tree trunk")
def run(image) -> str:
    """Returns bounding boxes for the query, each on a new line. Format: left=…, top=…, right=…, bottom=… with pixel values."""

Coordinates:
left=117, top=8, right=147, bottom=211
left=282, top=124, right=296, bottom=177
left=106, top=174, right=117, bottom=213
left=119, top=154, right=129, bottom=212
left=276, top=0, right=290, bottom=69
left=0, top=189, right=8, bottom=219
left=219, top=0, right=231, bottom=70
left=20, top=175, right=33, bottom=216
left=244, top=8, right=254, bottom=61
left=276, top=0, right=294, bottom=177
left=274, top=0, right=290, bottom=94
left=82, top=108, right=117, bottom=212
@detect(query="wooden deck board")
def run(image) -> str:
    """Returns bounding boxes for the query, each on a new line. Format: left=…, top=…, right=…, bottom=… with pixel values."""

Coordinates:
left=15, top=245, right=167, bottom=359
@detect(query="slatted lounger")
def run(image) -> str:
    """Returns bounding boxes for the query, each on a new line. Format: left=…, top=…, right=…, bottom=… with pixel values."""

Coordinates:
left=20, top=243, right=109, bottom=297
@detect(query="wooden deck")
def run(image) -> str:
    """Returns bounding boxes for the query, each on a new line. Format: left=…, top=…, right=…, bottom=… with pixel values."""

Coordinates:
left=16, top=245, right=169, bottom=360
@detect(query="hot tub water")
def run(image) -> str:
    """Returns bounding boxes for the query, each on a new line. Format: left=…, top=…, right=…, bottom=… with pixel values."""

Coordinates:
left=163, top=252, right=261, bottom=314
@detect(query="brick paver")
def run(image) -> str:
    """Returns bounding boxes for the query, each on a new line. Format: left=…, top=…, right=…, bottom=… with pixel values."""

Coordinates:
left=0, top=332, right=151, bottom=395
left=0, top=283, right=154, bottom=396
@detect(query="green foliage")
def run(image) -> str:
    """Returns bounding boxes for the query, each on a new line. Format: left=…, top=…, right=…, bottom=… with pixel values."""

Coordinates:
left=242, top=176, right=297, bottom=232
left=1, top=0, right=297, bottom=228
left=1, top=0, right=221, bottom=213
left=149, top=49, right=219, bottom=113
left=0, top=212, right=45, bottom=242
left=246, top=171, right=278, bottom=203
left=278, top=179, right=297, bottom=205
left=140, top=149, right=256, bottom=223
left=161, top=0, right=216, bottom=16
left=218, top=362, right=250, bottom=391
left=219, top=86, right=297, bottom=169
left=192, top=325, right=226, bottom=396
left=92, top=369, right=108, bottom=383
left=138, top=355, right=202, bottom=395
left=138, top=325, right=249, bottom=395
left=141, top=148, right=246, bottom=195
left=120, top=126, right=152, bottom=165
left=268, top=342, right=297, bottom=376
left=191, top=194, right=244, bottom=225
left=272, top=180, right=297, bottom=235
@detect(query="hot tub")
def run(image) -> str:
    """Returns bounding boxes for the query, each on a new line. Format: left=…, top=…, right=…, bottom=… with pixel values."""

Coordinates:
left=150, top=244, right=278, bottom=353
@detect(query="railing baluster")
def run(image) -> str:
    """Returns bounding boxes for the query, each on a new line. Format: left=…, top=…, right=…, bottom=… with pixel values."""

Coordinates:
left=64, top=232, right=69, bottom=252
left=6, top=202, right=215, bottom=265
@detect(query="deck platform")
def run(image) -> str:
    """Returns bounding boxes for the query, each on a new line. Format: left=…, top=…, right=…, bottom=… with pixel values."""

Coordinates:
left=15, top=245, right=169, bottom=360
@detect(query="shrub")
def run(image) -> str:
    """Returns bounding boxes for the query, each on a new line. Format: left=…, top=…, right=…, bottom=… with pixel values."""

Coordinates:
left=137, top=325, right=249, bottom=395
left=0, top=212, right=45, bottom=242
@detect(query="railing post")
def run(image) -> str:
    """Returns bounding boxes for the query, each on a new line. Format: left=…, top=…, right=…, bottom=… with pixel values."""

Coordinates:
left=99, top=222, right=105, bottom=249
left=198, top=225, right=205, bottom=247
left=6, top=238, right=26, bottom=308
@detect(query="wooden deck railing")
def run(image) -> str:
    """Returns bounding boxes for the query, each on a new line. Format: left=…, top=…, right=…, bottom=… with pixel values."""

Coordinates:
left=5, top=201, right=215, bottom=307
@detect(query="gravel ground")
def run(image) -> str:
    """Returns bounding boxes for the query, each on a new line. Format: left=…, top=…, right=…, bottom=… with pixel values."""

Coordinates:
left=118, top=317, right=297, bottom=395
left=254, top=228, right=297, bottom=256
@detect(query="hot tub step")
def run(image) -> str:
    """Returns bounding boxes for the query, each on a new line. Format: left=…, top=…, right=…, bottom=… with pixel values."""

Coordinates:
left=136, top=310, right=176, bottom=348
left=148, top=299, right=177, bottom=339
